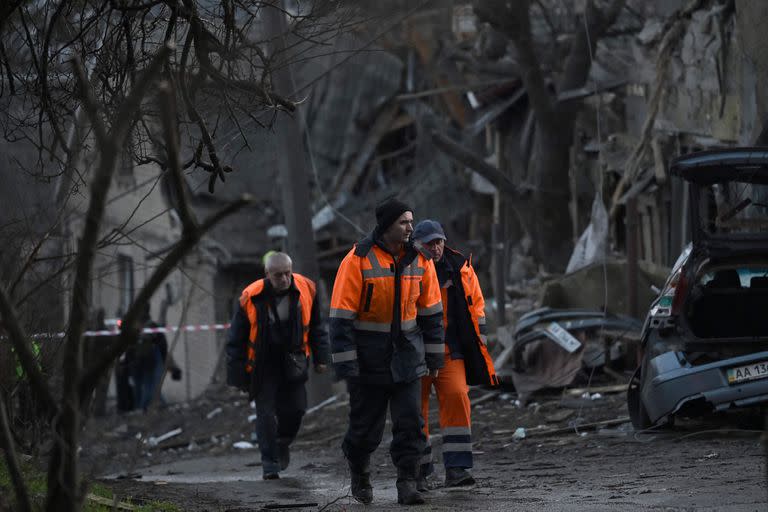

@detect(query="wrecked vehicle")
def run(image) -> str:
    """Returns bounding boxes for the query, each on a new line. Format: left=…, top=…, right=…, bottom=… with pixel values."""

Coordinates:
left=628, top=148, right=768, bottom=428
left=509, top=308, right=641, bottom=400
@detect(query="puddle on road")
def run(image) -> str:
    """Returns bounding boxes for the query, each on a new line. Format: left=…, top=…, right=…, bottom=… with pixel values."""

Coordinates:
left=102, top=459, right=401, bottom=504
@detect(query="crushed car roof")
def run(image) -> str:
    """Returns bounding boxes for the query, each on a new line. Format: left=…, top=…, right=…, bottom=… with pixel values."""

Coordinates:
left=671, top=147, right=768, bottom=184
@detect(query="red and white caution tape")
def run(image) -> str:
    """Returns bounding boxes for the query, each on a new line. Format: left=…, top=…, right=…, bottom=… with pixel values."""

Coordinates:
left=25, top=323, right=231, bottom=339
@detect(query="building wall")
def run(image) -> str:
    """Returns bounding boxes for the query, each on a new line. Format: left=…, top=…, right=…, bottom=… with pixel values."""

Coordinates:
left=77, top=161, right=221, bottom=403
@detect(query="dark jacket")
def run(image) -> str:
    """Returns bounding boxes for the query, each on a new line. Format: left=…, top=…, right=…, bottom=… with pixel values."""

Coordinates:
left=226, top=274, right=329, bottom=398
left=440, top=247, right=498, bottom=386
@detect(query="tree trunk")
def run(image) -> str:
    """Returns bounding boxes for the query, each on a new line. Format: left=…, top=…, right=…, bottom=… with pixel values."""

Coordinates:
left=474, top=0, right=625, bottom=271
left=530, top=120, right=575, bottom=269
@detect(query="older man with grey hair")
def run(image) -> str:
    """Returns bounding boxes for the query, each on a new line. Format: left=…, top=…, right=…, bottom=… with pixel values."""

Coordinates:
left=227, top=252, right=329, bottom=479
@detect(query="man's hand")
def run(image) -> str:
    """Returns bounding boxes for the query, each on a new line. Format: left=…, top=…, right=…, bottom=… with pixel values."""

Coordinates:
left=315, top=363, right=328, bottom=374
left=428, top=368, right=439, bottom=379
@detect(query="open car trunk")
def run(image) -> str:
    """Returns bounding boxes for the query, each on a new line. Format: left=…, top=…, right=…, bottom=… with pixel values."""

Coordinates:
left=671, top=148, right=768, bottom=255
left=685, top=264, right=768, bottom=339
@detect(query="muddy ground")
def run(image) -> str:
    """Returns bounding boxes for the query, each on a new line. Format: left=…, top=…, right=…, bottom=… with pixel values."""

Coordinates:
left=80, top=379, right=768, bottom=512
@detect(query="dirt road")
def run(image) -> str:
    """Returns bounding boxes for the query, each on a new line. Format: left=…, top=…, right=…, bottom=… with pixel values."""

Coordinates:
left=86, top=388, right=767, bottom=511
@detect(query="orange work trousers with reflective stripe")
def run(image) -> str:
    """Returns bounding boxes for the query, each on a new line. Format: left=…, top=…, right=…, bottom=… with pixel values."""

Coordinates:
left=420, top=351, right=472, bottom=472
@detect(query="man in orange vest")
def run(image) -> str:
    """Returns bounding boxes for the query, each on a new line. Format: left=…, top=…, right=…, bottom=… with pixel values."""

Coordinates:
left=227, top=252, right=329, bottom=480
left=412, top=220, right=499, bottom=490
left=329, top=198, right=444, bottom=505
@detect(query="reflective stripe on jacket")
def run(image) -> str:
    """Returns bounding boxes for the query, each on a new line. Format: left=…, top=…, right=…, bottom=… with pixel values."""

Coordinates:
left=442, top=247, right=498, bottom=387
left=329, top=233, right=444, bottom=384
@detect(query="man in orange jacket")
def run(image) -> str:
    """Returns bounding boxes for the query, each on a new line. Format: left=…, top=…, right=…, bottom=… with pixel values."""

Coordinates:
left=412, top=220, right=498, bottom=490
left=329, top=198, right=444, bottom=505
left=226, top=252, right=329, bottom=480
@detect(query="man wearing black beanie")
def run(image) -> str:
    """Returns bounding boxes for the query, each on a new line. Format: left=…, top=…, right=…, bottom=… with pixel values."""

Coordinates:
left=375, top=198, right=412, bottom=239
left=328, top=197, right=445, bottom=505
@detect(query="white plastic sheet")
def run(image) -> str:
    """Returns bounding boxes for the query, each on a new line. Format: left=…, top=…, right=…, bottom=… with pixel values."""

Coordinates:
left=566, top=196, right=608, bottom=274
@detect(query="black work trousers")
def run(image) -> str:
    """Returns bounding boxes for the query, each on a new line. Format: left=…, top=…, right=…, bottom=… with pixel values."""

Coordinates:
left=255, top=351, right=307, bottom=475
left=342, top=378, right=425, bottom=479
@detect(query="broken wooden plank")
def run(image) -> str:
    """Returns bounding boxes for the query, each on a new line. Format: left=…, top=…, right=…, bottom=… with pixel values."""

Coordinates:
left=148, top=427, right=182, bottom=447
left=305, top=394, right=340, bottom=415
left=651, top=136, right=667, bottom=184
left=496, top=325, right=515, bottom=349
left=263, top=502, right=319, bottom=509
left=395, top=79, right=517, bottom=101
left=472, top=391, right=500, bottom=407
left=85, top=493, right=135, bottom=511
left=493, top=344, right=515, bottom=370
left=430, top=131, right=522, bottom=198
left=408, top=29, right=468, bottom=126
left=331, top=102, right=400, bottom=198
left=524, top=416, right=631, bottom=438
left=565, top=384, right=628, bottom=396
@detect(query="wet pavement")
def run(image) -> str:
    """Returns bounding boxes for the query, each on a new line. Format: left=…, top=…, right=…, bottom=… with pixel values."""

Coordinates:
left=100, top=419, right=767, bottom=511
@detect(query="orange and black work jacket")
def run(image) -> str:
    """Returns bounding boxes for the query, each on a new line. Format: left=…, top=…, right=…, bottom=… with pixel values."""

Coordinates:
left=439, top=247, right=499, bottom=387
left=329, top=233, right=444, bottom=384
left=226, top=274, right=329, bottom=398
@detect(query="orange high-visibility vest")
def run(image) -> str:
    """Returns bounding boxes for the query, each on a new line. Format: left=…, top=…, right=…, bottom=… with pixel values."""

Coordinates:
left=239, top=274, right=316, bottom=373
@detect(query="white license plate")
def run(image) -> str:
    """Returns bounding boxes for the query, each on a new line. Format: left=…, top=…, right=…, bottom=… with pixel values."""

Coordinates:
left=542, top=322, right=582, bottom=353
left=727, top=361, right=768, bottom=384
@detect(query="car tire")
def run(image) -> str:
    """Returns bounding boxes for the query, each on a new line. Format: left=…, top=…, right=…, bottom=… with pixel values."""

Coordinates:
left=627, top=366, right=652, bottom=430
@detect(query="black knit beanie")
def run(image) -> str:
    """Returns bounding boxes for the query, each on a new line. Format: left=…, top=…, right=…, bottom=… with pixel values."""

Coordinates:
left=375, top=198, right=412, bottom=233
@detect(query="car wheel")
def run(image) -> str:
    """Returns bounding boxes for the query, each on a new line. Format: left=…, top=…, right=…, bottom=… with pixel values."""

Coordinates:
left=627, top=366, right=652, bottom=430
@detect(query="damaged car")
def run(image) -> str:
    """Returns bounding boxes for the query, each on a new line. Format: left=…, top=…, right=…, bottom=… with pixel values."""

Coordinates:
left=628, top=148, right=768, bottom=428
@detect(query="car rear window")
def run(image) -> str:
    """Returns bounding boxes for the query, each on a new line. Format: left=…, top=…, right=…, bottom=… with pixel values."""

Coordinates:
left=699, top=268, right=768, bottom=288
left=698, top=180, right=768, bottom=236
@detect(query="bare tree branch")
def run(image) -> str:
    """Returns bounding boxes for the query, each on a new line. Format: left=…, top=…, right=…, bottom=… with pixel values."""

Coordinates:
left=71, top=58, right=107, bottom=146
left=159, top=80, right=198, bottom=233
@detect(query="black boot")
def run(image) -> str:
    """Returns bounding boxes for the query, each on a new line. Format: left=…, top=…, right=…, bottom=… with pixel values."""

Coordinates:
left=416, top=475, right=429, bottom=493
left=416, top=465, right=431, bottom=492
left=444, top=467, right=475, bottom=487
left=348, top=460, right=373, bottom=504
left=396, top=465, right=424, bottom=505
left=396, top=479, right=425, bottom=505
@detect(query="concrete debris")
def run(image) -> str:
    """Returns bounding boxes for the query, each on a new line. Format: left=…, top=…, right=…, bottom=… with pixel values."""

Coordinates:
left=247, top=414, right=258, bottom=423
left=540, top=260, right=668, bottom=317
left=544, top=409, right=574, bottom=423
left=512, top=427, right=526, bottom=440
left=637, top=18, right=664, bottom=45
left=232, top=441, right=255, bottom=450
left=597, top=422, right=634, bottom=438
left=147, top=428, right=183, bottom=447
left=206, top=407, right=223, bottom=419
